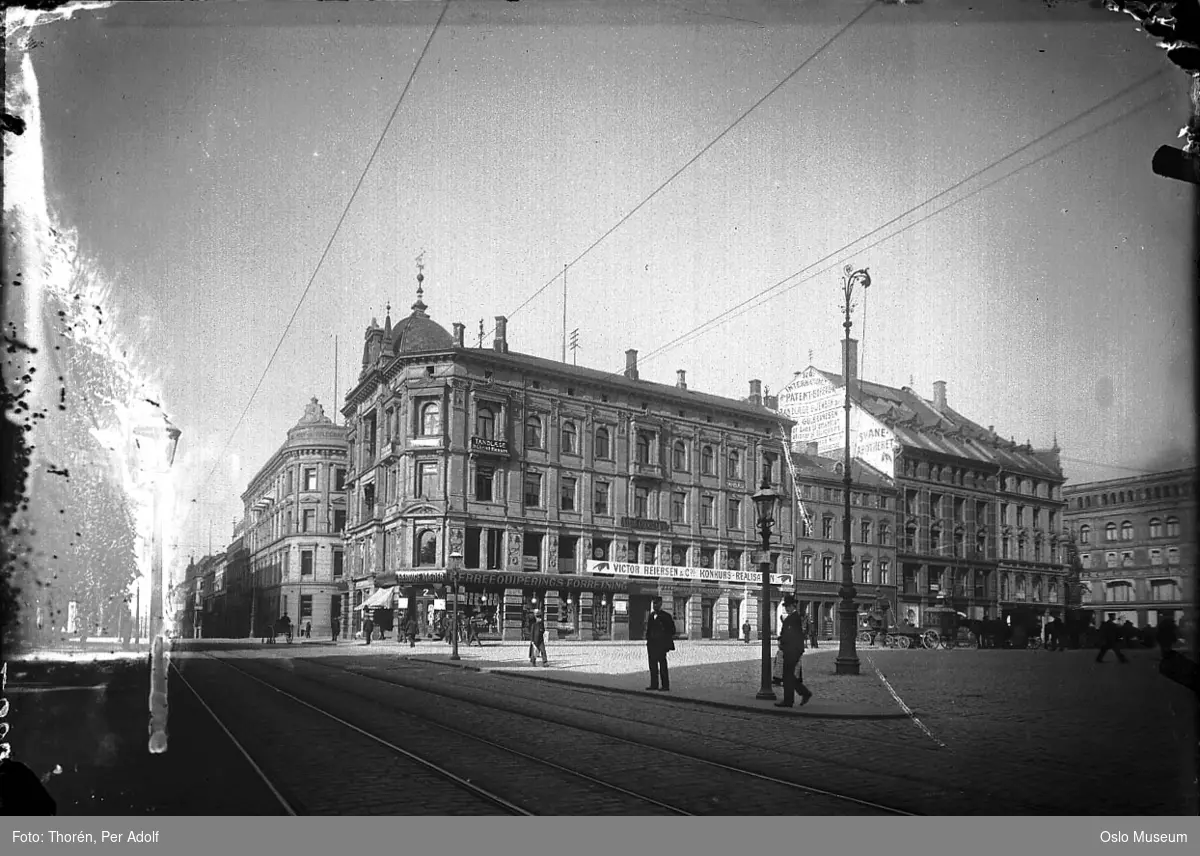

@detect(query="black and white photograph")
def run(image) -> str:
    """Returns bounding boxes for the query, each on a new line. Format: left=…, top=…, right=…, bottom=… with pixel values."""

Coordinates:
left=2, top=0, right=1197, bottom=826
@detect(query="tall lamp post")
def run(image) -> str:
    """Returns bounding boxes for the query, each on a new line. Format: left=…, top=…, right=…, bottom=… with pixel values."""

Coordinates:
left=448, top=550, right=463, bottom=661
left=752, top=475, right=781, bottom=700
left=837, top=264, right=870, bottom=676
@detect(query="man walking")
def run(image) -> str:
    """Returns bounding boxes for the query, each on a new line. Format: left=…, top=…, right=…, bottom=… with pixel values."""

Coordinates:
left=1096, top=614, right=1127, bottom=663
left=363, top=613, right=374, bottom=646
left=775, top=595, right=813, bottom=707
left=331, top=615, right=340, bottom=642
left=1156, top=614, right=1179, bottom=657
left=529, top=610, right=548, bottom=666
left=645, top=596, right=676, bottom=691
left=406, top=612, right=419, bottom=648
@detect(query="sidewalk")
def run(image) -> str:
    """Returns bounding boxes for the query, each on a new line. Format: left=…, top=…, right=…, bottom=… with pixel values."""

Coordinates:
left=375, top=639, right=910, bottom=720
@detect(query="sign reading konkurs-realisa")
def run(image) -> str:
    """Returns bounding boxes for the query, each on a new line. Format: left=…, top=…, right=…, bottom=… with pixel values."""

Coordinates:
left=586, top=560, right=793, bottom=588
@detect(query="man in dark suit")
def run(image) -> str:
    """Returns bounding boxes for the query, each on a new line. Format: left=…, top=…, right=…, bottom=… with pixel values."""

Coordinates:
left=645, top=597, right=676, bottom=691
left=775, top=595, right=813, bottom=707
left=1096, top=614, right=1128, bottom=663
left=529, top=611, right=548, bottom=666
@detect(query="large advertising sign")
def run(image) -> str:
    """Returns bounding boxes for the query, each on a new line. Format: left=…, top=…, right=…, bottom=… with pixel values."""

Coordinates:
left=776, top=367, right=898, bottom=478
left=586, top=560, right=793, bottom=588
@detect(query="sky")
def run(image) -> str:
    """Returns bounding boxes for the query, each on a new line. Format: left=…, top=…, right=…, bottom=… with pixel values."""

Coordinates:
left=11, top=0, right=1196, bottom=563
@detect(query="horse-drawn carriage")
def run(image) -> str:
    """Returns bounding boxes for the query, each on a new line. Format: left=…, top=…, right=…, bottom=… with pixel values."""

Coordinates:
left=262, top=615, right=293, bottom=644
left=856, top=609, right=920, bottom=649
left=919, top=605, right=976, bottom=649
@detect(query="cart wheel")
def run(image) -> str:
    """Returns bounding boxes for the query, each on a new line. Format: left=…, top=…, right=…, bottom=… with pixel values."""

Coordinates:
left=922, top=630, right=940, bottom=649
left=857, top=632, right=873, bottom=645
left=899, top=635, right=912, bottom=649
left=1028, top=637, right=1042, bottom=650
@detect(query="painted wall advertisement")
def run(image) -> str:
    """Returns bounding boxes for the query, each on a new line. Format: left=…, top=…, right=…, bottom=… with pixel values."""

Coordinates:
left=776, top=367, right=898, bottom=478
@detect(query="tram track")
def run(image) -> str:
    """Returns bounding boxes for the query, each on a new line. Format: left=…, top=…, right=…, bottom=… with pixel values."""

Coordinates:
left=193, top=653, right=915, bottom=815
left=294, top=655, right=1084, bottom=815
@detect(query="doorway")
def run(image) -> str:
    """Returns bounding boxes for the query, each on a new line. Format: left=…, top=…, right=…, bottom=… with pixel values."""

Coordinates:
left=701, top=598, right=714, bottom=639
left=728, top=598, right=743, bottom=639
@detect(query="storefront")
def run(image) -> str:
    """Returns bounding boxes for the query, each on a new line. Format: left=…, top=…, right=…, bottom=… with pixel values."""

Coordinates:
left=378, top=569, right=629, bottom=641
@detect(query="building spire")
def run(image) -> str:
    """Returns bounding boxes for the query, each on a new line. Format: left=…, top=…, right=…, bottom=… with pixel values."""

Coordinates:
left=412, top=249, right=428, bottom=316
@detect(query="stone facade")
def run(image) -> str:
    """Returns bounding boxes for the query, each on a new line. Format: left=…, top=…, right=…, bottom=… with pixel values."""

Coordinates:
left=238, top=398, right=349, bottom=638
left=1063, top=467, right=1195, bottom=630
left=342, top=274, right=797, bottom=641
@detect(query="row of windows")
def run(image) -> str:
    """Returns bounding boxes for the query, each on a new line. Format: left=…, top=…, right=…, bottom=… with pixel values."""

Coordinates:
left=797, top=554, right=891, bottom=585
left=1077, top=517, right=1180, bottom=543
left=1070, top=482, right=1192, bottom=509
left=899, top=460, right=1061, bottom=500
left=1099, top=578, right=1182, bottom=602
left=275, top=465, right=348, bottom=496
left=1079, top=547, right=1182, bottom=568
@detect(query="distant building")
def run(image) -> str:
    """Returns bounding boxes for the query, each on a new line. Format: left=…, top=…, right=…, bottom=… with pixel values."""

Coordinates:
left=341, top=270, right=797, bottom=642
left=1063, top=468, right=1195, bottom=630
left=776, top=340, right=1068, bottom=632
left=240, top=398, right=349, bottom=638
left=224, top=525, right=251, bottom=638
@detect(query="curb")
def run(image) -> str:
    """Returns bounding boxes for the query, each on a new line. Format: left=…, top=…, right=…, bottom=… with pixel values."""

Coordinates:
left=402, top=656, right=910, bottom=721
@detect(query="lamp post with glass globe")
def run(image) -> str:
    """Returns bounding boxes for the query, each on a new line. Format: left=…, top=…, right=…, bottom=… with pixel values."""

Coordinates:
left=837, top=264, right=871, bottom=676
left=751, top=474, right=782, bottom=700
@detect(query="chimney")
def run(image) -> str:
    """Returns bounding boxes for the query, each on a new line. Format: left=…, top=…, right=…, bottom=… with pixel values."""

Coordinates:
left=764, top=394, right=778, bottom=410
left=676, top=369, right=687, bottom=390
left=624, top=349, right=639, bottom=380
left=806, top=441, right=819, bottom=457
left=493, top=316, right=508, bottom=354
left=933, top=380, right=947, bottom=411
left=842, top=337, right=858, bottom=385
left=748, top=379, right=762, bottom=406
left=452, top=322, right=465, bottom=348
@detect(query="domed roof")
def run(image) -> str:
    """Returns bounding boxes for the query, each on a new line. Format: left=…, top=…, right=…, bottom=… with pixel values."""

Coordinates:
left=390, top=271, right=455, bottom=354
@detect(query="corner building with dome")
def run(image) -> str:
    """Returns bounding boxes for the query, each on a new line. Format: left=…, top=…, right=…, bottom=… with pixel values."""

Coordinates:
left=340, top=271, right=800, bottom=642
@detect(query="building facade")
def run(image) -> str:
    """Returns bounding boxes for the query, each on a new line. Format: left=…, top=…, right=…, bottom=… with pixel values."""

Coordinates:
left=776, top=341, right=1068, bottom=632
left=224, top=527, right=252, bottom=638
left=1063, top=468, right=1195, bottom=631
left=342, top=273, right=799, bottom=642
left=787, top=442, right=899, bottom=639
left=240, top=398, right=349, bottom=638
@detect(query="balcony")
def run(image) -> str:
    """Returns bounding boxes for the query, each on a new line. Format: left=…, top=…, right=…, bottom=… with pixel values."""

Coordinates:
left=630, top=460, right=665, bottom=480
left=470, top=436, right=510, bottom=457
left=380, top=439, right=403, bottom=461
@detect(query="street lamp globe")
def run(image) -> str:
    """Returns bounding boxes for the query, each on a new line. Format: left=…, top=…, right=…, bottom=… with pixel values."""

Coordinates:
left=752, top=478, right=781, bottom=529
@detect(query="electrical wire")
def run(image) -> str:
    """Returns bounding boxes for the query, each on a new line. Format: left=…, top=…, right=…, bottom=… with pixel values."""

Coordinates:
left=177, top=2, right=450, bottom=537
left=632, top=72, right=1169, bottom=372
left=496, top=0, right=878, bottom=336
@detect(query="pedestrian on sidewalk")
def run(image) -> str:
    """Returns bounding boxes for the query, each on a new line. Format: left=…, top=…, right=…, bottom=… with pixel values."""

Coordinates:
left=645, top=596, right=676, bottom=691
left=808, top=613, right=819, bottom=649
left=1096, top=615, right=1127, bottom=663
left=775, top=595, right=813, bottom=707
left=331, top=616, right=340, bottom=642
left=742, top=619, right=751, bottom=644
left=304, top=621, right=312, bottom=639
left=363, top=615, right=374, bottom=646
left=406, top=613, right=418, bottom=648
left=529, top=611, right=548, bottom=666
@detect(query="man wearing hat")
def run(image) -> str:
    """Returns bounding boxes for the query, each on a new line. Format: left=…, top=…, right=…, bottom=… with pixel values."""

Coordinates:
left=776, top=595, right=813, bottom=707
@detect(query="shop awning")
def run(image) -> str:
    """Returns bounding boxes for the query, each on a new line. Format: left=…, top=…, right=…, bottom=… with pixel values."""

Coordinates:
left=356, top=587, right=396, bottom=611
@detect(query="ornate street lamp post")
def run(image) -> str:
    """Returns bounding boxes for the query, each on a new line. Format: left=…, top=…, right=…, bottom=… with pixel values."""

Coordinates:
left=837, top=264, right=871, bottom=676
left=752, top=475, right=781, bottom=700
left=448, top=550, right=463, bottom=661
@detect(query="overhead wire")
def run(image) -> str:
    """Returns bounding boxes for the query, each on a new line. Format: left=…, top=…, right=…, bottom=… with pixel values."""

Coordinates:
left=496, top=0, right=878, bottom=335
left=632, top=71, right=1169, bottom=373
left=176, top=2, right=450, bottom=537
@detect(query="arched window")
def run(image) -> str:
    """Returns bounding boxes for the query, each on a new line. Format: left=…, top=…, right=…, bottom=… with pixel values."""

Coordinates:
left=1120, top=520, right=1133, bottom=541
left=1105, top=522, right=1117, bottom=542
left=701, top=445, right=715, bottom=475
left=416, top=530, right=438, bottom=566
left=525, top=416, right=543, bottom=449
left=636, top=431, right=651, bottom=464
left=673, top=440, right=688, bottom=471
left=1166, top=516, right=1180, bottom=537
left=420, top=401, right=441, bottom=436
left=728, top=449, right=742, bottom=479
left=595, top=427, right=610, bottom=460
left=475, top=405, right=495, bottom=440
left=1079, top=524, right=1090, bottom=544
left=561, top=421, right=577, bottom=455
left=1149, top=517, right=1162, bottom=538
